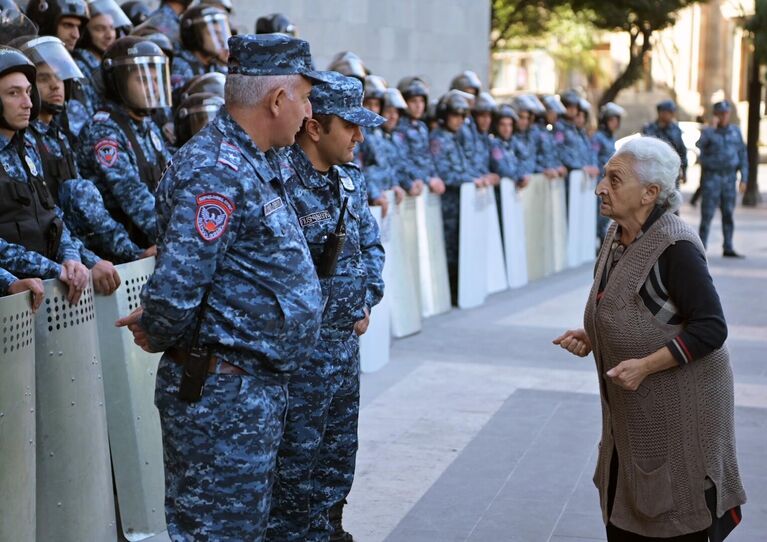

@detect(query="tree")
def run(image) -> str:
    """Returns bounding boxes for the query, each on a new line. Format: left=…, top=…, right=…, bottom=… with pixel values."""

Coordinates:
left=490, top=0, right=567, bottom=51
left=567, top=0, right=707, bottom=105
left=742, top=0, right=766, bottom=206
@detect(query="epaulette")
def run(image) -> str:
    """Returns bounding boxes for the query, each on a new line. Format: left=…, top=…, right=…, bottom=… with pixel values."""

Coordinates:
left=217, top=141, right=241, bottom=172
left=93, top=111, right=111, bottom=122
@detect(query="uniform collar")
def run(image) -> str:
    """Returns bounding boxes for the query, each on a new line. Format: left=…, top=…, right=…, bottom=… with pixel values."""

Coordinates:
left=29, top=118, right=51, bottom=136
left=287, top=143, right=333, bottom=188
left=212, top=109, right=278, bottom=182
left=0, top=131, right=14, bottom=152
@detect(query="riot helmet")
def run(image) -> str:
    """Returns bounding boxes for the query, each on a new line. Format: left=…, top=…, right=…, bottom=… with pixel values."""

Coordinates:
left=397, top=76, right=429, bottom=101
left=437, top=89, right=472, bottom=121
left=473, top=91, right=496, bottom=113
left=363, top=75, right=387, bottom=101
left=599, top=102, right=625, bottom=124
left=327, top=51, right=366, bottom=81
left=541, top=94, right=566, bottom=115
left=382, top=87, right=406, bottom=111
left=0, top=45, right=41, bottom=127
left=26, top=0, right=89, bottom=43
left=119, top=1, right=149, bottom=27
left=12, top=35, right=84, bottom=113
left=178, top=71, right=224, bottom=102
left=255, top=13, right=296, bottom=36
left=195, top=0, right=233, bottom=13
left=131, top=24, right=174, bottom=60
left=180, top=5, right=230, bottom=61
left=79, top=0, right=132, bottom=54
left=449, top=70, right=481, bottom=95
left=174, top=91, right=223, bottom=145
left=559, top=89, right=581, bottom=109
left=101, top=36, right=171, bottom=114
left=494, top=103, right=518, bottom=122
left=0, top=7, right=38, bottom=44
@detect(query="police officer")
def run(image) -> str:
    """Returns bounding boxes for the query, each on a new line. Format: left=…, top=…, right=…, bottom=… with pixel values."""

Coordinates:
left=642, top=99, right=687, bottom=186
left=355, top=75, right=394, bottom=214
left=0, top=267, right=44, bottom=309
left=173, top=90, right=223, bottom=146
left=395, top=76, right=445, bottom=196
left=143, top=0, right=192, bottom=50
left=555, top=90, right=598, bottom=178
left=0, top=45, right=90, bottom=305
left=430, top=89, right=483, bottom=304
left=116, top=33, right=331, bottom=541
left=73, top=0, right=133, bottom=116
left=538, top=94, right=566, bottom=177
left=266, top=71, right=385, bottom=542
left=171, top=4, right=230, bottom=90
left=493, top=102, right=525, bottom=186
left=509, top=95, right=539, bottom=182
left=255, top=12, right=298, bottom=36
left=327, top=50, right=367, bottom=81
left=120, top=0, right=151, bottom=27
left=78, top=36, right=173, bottom=249
left=450, top=69, right=481, bottom=97
left=592, top=101, right=625, bottom=244
left=696, top=99, right=748, bottom=258
left=473, top=91, right=515, bottom=184
left=15, top=34, right=146, bottom=267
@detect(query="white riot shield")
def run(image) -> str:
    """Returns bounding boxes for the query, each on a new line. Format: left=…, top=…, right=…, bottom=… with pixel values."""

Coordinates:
left=521, top=174, right=547, bottom=281
left=458, top=183, right=488, bottom=309
left=0, top=292, right=36, bottom=542
left=360, top=206, right=391, bottom=373
left=566, top=170, right=584, bottom=268
left=416, top=190, right=451, bottom=317
left=579, top=174, right=598, bottom=264
left=485, top=187, right=508, bottom=294
left=401, top=195, right=423, bottom=314
left=94, top=258, right=166, bottom=540
left=500, top=178, right=528, bottom=288
left=35, top=279, right=116, bottom=542
left=386, top=191, right=421, bottom=338
left=549, top=177, right=568, bottom=273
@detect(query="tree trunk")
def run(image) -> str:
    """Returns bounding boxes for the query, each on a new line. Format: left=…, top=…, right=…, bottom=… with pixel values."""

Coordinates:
left=743, top=47, right=762, bottom=206
left=598, top=27, right=653, bottom=106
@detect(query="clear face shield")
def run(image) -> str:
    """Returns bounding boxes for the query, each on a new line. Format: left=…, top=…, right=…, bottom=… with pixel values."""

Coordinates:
left=88, top=0, right=133, bottom=33
left=114, top=56, right=171, bottom=111
left=20, top=36, right=84, bottom=82
left=193, top=13, right=231, bottom=61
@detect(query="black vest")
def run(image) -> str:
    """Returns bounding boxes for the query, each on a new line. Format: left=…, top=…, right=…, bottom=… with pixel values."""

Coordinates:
left=0, top=134, right=63, bottom=262
left=29, top=123, right=78, bottom=206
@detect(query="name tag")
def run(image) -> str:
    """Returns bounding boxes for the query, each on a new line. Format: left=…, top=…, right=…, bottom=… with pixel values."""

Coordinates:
left=299, top=210, right=332, bottom=227
left=264, top=197, right=284, bottom=216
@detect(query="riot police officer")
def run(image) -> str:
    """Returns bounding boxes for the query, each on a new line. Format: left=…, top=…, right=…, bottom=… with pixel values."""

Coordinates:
left=697, top=99, right=748, bottom=257
left=0, top=266, right=44, bottom=309
left=327, top=50, right=367, bottom=81
left=116, top=33, right=331, bottom=541
left=450, top=69, right=482, bottom=97
left=642, top=99, right=688, bottom=186
left=173, top=90, right=223, bottom=146
left=492, top=102, right=524, bottom=186
left=555, top=90, right=598, bottom=177
left=0, top=45, right=90, bottom=304
left=15, top=34, right=146, bottom=267
left=510, top=95, right=540, bottom=182
left=266, top=70, right=385, bottom=542
left=171, top=4, right=230, bottom=90
left=537, top=94, right=566, bottom=177
left=592, top=101, right=625, bottom=244
left=78, top=36, right=173, bottom=249
left=394, top=75, right=445, bottom=196
left=143, top=0, right=192, bottom=49
left=255, top=12, right=298, bottom=36
left=120, top=0, right=151, bottom=27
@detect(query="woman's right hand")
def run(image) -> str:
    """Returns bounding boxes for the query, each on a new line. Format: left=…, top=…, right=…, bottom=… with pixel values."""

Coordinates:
left=553, top=328, right=592, bottom=357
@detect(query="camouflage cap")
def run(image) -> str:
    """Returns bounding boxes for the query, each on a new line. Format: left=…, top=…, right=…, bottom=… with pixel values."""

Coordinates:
left=712, top=100, right=731, bottom=114
left=227, top=33, right=333, bottom=83
left=656, top=99, right=677, bottom=113
left=310, top=70, right=384, bottom=128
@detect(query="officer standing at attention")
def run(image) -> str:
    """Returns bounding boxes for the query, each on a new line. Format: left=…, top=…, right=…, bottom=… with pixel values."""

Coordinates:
left=537, top=94, right=567, bottom=178
left=116, top=33, right=329, bottom=541
left=592, top=102, right=625, bottom=245
left=171, top=4, right=230, bottom=90
left=266, top=71, right=385, bottom=542
left=555, top=90, right=599, bottom=179
left=77, top=36, right=173, bottom=250
left=430, top=89, right=483, bottom=305
left=0, top=45, right=90, bottom=305
left=697, top=99, right=748, bottom=258
left=642, top=99, right=688, bottom=187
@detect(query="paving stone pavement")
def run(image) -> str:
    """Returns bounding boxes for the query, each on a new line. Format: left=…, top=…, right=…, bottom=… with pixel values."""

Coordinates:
left=345, top=182, right=767, bottom=542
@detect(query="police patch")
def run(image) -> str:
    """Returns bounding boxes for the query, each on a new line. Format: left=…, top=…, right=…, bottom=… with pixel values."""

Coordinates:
left=263, top=197, right=284, bottom=216
left=299, top=210, right=332, bottom=227
left=340, top=175, right=355, bottom=192
left=95, top=139, right=119, bottom=167
left=491, top=146, right=504, bottom=161
left=554, top=131, right=565, bottom=143
left=430, top=138, right=441, bottom=154
left=195, top=193, right=235, bottom=242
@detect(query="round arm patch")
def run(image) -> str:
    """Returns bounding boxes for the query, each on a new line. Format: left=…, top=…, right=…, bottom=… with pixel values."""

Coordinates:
left=195, top=193, right=235, bottom=242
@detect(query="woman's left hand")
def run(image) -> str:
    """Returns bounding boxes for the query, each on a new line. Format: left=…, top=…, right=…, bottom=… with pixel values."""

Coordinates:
left=606, top=358, right=649, bottom=391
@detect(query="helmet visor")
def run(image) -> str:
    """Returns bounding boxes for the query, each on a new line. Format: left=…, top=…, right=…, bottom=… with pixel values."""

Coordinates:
left=20, top=36, right=84, bottom=80
left=88, top=0, right=133, bottom=29
left=114, top=56, right=171, bottom=109
left=186, top=103, right=222, bottom=135
left=194, top=13, right=231, bottom=56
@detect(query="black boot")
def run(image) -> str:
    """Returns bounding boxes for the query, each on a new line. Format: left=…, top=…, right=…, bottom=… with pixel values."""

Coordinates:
left=329, top=499, right=354, bottom=542
left=690, top=186, right=701, bottom=207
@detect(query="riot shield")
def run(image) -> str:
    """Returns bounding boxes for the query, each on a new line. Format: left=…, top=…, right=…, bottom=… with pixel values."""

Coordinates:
left=35, top=279, right=117, bottom=542
left=458, top=183, right=488, bottom=309
left=93, top=257, right=167, bottom=541
left=485, top=186, right=508, bottom=294
left=500, top=178, right=528, bottom=288
left=387, top=191, right=422, bottom=338
left=521, top=174, right=547, bottom=281
left=579, top=173, right=598, bottom=264
left=415, top=190, right=451, bottom=317
left=549, top=176, right=568, bottom=273
left=566, top=169, right=584, bottom=268
left=0, top=291, right=36, bottom=542
left=360, top=205, right=392, bottom=373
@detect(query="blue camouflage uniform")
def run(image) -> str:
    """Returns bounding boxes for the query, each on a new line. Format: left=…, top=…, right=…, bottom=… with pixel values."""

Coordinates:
left=26, top=117, right=143, bottom=263
left=137, top=33, right=329, bottom=541
left=356, top=126, right=408, bottom=200
left=642, top=120, right=688, bottom=179
left=394, top=115, right=438, bottom=190
left=0, top=267, right=17, bottom=293
left=144, top=3, right=182, bottom=50
left=77, top=105, right=173, bottom=247
left=696, top=123, right=748, bottom=252
left=511, top=128, right=539, bottom=177
left=0, top=132, right=82, bottom=280
left=487, top=134, right=518, bottom=181
left=534, top=123, right=561, bottom=172
left=554, top=118, right=596, bottom=172
left=592, top=127, right=616, bottom=241
left=171, top=48, right=228, bottom=92
left=430, top=125, right=473, bottom=302
left=266, top=72, right=385, bottom=542
left=458, top=116, right=489, bottom=178
left=72, top=49, right=105, bottom=116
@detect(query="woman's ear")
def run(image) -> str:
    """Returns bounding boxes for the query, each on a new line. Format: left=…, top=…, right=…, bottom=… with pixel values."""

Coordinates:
left=643, top=183, right=660, bottom=205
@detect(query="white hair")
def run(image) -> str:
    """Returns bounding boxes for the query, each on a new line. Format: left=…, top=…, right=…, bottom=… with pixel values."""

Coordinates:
left=613, top=136, right=683, bottom=212
left=224, top=74, right=303, bottom=107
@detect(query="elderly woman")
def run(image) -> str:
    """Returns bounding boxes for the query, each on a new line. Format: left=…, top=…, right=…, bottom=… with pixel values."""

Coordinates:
left=554, top=137, right=746, bottom=541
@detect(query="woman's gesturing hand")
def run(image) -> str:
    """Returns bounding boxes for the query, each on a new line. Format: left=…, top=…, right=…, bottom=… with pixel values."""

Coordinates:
left=552, top=328, right=592, bottom=357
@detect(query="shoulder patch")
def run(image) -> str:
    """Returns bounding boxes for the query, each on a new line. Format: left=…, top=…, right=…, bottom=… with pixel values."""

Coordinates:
left=554, top=131, right=565, bottom=143
left=491, top=146, right=504, bottom=161
left=95, top=139, right=119, bottom=167
left=195, top=193, right=235, bottom=242
left=93, top=111, right=111, bottom=122
left=218, top=141, right=241, bottom=171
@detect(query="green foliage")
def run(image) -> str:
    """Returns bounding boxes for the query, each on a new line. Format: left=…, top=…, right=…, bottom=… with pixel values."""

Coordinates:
left=746, top=0, right=767, bottom=62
